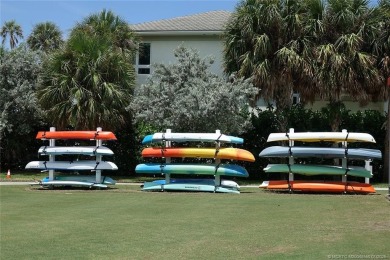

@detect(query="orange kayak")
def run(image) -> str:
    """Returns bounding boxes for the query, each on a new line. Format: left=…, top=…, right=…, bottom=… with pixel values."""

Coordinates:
left=36, top=131, right=117, bottom=140
left=260, top=180, right=375, bottom=194
left=141, top=147, right=255, bottom=162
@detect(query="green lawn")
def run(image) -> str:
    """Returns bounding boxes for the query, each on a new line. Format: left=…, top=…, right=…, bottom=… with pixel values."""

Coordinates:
left=1, top=185, right=389, bottom=259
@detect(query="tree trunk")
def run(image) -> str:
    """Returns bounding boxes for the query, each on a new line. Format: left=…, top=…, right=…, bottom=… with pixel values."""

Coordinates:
left=274, top=84, right=293, bottom=132
left=384, top=99, right=390, bottom=183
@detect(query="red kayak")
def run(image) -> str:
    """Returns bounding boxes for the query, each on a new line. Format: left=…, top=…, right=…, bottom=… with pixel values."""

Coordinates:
left=36, top=131, right=117, bottom=140
left=260, top=180, right=375, bottom=194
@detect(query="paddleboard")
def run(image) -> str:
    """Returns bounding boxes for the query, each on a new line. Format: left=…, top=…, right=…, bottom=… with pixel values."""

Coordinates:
left=41, top=175, right=116, bottom=185
left=142, top=133, right=243, bottom=144
left=259, top=146, right=382, bottom=160
left=263, top=164, right=372, bottom=178
left=25, top=161, right=118, bottom=170
left=259, top=180, right=375, bottom=194
left=142, top=179, right=240, bottom=193
left=38, top=146, right=114, bottom=156
left=36, top=131, right=117, bottom=140
left=135, top=163, right=249, bottom=177
left=267, top=132, right=376, bottom=143
left=147, top=178, right=240, bottom=189
left=259, top=181, right=269, bottom=188
left=32, top=180, right=108, bottom=189
left=142, top=147, right=255, bottom=162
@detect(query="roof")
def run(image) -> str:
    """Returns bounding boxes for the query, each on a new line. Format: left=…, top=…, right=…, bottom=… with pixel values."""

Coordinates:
left=130, top=10, right=231, bottom=35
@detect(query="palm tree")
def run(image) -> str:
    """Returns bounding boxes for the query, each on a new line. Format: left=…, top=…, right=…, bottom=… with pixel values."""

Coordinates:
left=224, top=0, right=383, bottom=132
left=371, top=0, right=390, bottom=183
left=223, top=0, right=313, bottom=131
left=71, top=9, right=138, bottom=52
left=307, top=0, right=383, bottom=131
left=27, top=22, right=64, bottom=52
left=38, top=10, right=137, bottom=129
left=1, top=20, right=23, bottom=49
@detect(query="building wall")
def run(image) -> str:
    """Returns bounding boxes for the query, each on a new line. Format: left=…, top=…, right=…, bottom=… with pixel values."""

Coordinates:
left=136, top=35, right=225, bottom=86
left=135, top=34, right=387, bottom=114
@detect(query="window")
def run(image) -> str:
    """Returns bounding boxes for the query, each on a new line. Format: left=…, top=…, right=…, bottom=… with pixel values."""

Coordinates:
left=292, top=92, right=300, bottom=105
left=137, top=43, right=150, bottom=74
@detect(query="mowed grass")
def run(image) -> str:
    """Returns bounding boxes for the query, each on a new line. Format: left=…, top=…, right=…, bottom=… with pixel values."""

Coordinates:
left=1, top=185, right=389, bottom=259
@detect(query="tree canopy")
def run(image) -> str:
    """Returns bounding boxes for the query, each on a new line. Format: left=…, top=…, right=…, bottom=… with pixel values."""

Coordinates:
left=129, top=46, right=257, bottom=134
left=37, top=10, right=137, bottom=130
left=0, top=44, right=46, bottom=168
left=223, top=0, right=385, bottom=132
left=27, top=22, right=64, bottom=52
left=0, top=44, right=44, bottom=136
left=223, top=0, right=313, bottom=131
left=1, top=20, right=23, bottom=49
left=71, top=9, right=138, bottom=53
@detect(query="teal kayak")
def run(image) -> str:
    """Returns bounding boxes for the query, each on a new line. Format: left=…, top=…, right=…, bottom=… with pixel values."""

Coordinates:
left=136, top=163, right=249, bottom=177
left=263, top=164, right=372, bottom=178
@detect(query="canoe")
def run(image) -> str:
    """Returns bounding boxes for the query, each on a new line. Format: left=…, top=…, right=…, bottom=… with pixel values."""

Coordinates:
left=25, top=161, right=118, bottom=171
left=135, top=163, right=249, bottom=177
left=142, top=147, right=255, bottom=162
left=259, top=146, right=382, bottom=160
left=263, top=164, right=372, bottom=178
left=142, top=133, right=243, bottom=144
left=259, top=180, right=375, bottom=194
left=38, top=146, right=114, bottom=156
left=267, top=132, right=376, bottom=143
left=36, top=131, right=117, bottom=140
left=41, top=175, right=116, bottom=185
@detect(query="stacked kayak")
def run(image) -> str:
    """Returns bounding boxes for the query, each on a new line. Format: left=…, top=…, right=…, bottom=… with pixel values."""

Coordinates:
left=259, top=130, right=381, bottom=194
left=26, top=128, right=117, bottom=189
left=136, top=130, right=255, bottom=194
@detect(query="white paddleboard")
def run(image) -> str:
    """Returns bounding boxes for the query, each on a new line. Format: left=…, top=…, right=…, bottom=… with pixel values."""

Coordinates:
left=142, top=133, right=243, bottom=144
left=41, top=175, right=116, bottom=185
left=259, top=181, right=269, bottom=188
left=221, top=180, right=240, bottom=189
left=38, top=146, right=114, bottom=156
left=267, top=132, right=376, bottom=143
left=259, top=146, right=382, bottom=160
left=25, top=161, right=118, bottom=170
left=31, top=180, right=108, bottom=188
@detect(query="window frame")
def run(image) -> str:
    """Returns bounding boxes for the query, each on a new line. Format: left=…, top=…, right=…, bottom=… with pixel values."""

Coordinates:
left=136, top=42, right=151, bottom=75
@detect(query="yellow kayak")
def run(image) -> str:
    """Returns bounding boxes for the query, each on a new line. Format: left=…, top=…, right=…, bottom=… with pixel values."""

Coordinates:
left=142, top=147, right=255, bottom=162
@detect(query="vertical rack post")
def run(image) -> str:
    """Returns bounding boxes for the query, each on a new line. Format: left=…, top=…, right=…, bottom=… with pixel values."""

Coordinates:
left=96, top=127, right=102, bottom=183
left=165, top=129, right=171, bottom=185
left=341, top=129, right=348, bottom=183
left=214, top=129, right=221, bottom=187
left=48, top=127, right=56, bottom=181
left=288, top=128, right=294, bottom=183
left=364, top=160, right=372, bottom=184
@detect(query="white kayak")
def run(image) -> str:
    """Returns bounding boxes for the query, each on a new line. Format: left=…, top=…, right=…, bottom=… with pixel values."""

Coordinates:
left=38, top=146, right=114, bottom=156
left=25, top=161, right=118, bottom=170
left=142, top=133, right=243, bottom=144
left=267, top=132, right=376, bottom=143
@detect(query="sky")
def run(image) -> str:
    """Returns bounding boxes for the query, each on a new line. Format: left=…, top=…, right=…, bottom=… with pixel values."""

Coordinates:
left=1, top=0, right=240, bottom=41
left=1, top=0, right=380, bottom=46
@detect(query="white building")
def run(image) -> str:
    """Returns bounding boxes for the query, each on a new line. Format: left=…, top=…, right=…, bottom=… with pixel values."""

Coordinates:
left=131, top=10, right=230, bottom=85
left=131, top=10, right=387, bottom=113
